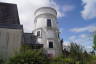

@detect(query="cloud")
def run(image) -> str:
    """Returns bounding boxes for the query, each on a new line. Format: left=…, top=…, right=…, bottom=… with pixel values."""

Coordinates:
left=79, top=34, right=87, bottom=39
left=69, top=36, right=76, bottom=41
left=49, top=0, right=64, bottom=17
left=68, top=33, right=93, bottom=51
left=70, top=25, right=96, bottom=33
left=63, top=41, right=70, bottom=46
left=62, top=4, right=75, bottom=16
left=63, top=4, right=75, bottom=12
left=63, top=41, right=70, bottom=50
left=0, top=0, right=63, bottom=32
left=68, top=33, right=92, bottom=43
left=69, top=35, right=86, bottom=44
left=81, top=0, right=96, bottom=20
left=65, top=34, right=93, bottom=51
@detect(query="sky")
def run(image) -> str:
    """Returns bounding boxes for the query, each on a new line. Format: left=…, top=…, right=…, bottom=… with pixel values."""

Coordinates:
left=0, top=0, right=96, bottom=51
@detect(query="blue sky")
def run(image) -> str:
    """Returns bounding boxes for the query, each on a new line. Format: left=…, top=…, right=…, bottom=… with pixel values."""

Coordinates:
left=54, top=0, right=96, bottom=51
left=1, top=0, right=96, bottom=51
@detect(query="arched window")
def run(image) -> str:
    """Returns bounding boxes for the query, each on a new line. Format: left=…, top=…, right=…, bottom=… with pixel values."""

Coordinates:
left=37, top=31, right=40, bottom=37
left=49, top=41, right=53, bottom=48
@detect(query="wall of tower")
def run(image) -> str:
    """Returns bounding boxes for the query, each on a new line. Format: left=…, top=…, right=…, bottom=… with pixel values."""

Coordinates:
left=33, top=7, right=62, bottom=57
left=35, top=7, right=57, bottom=17
left=35, top=14, right=58, bottom=29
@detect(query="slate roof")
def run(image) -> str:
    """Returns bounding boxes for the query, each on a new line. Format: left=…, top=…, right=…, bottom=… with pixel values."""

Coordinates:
left=0, top=2, right=20, bottom=24
left=23, top=33, right=43, bottom=47
left=23, top=33, right=37, bottom=44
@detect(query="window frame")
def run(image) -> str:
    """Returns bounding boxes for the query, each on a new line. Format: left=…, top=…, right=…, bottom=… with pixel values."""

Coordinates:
left=47, top=19, right=52, bottom=27
left=58, top=33, right=60, bottom=38
left=48, top=40, right=54, bottom=48
left=37, top=30, right=41, bottom=37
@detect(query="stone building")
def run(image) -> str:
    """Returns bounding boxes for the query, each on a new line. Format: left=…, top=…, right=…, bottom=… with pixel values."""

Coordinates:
left=0, top=2, right=43, bottom=60
left=0, top=2, right=23, bottom=60
left=0, top=24, right=23, bottom=59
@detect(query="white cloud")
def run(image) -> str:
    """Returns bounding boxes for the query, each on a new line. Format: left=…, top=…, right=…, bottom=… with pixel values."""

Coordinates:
left=63, top=41, right=70, bottom=46
left=68, top=34, right=93, bottom=51
left=62, top=4, right=75, bottom=16
left=69, top=35, right=76, bottom=41
left=70, top=25, right=96, bottom=33
left=59, top=28, right=64, bottom=34
left=69, top=35, right=88, bottom=44
left=68, top=34, right=93, bottom=45
left=0, top=0, right=63, bottom=32
left=63, top=5, right=75, bottom=12
left=63, top=41, right=70, bottom=50
left=79, top=34, right=87, bottom=39
left=49, top=0, right=64, bottom=17
left=81, top=0, right=96, bottom=20
left=65, top=34, right=93, bottom=51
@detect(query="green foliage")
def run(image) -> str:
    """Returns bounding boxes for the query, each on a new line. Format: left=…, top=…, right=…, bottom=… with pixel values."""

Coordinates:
left=5, top=49, right=48, bottom=64
left=93, top=34, right=96, bottom=50
left=49, top=56, right=75, bottom=64
left=4, top=43, right=96, bottom=64
left=88, top=55, right=96, bottom=64
left=49, top=43, right=91, bottom=64
left=69, top=43, right=92, bottom=64
left=0, top=58, right=4, bottom=64
left=69, top=43, right=84, bottom=60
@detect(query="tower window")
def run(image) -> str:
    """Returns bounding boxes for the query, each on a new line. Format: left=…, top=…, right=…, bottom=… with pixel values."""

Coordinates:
left=37, top=31, right=40, bottom=37
left=58, top=33, right=59, bottom=38
left=49, top=41, right=53, bottom=48
left=47, top=19, right=51, bottom=27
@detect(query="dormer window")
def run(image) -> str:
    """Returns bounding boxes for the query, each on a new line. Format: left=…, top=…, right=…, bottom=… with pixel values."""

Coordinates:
left=47, top=19, right=51, bottom=27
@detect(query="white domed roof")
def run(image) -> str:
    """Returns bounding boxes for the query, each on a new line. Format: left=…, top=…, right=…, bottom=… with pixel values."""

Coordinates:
left=34, top=7, right=57, bottom=17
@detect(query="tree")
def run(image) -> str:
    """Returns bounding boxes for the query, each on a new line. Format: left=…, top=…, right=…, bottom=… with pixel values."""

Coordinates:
left=5, top=48, right=48, bottom=64
left=0, top=57, right=3, bottom=64
left=63, top=49, right=70, bottom=57
left=69, top=43, right=91, bottom=64
left=50, top=43, right=91, bottom=64
left=93, top=34, right=96, bottom=51
left=49, top=56, right=74, bottom=64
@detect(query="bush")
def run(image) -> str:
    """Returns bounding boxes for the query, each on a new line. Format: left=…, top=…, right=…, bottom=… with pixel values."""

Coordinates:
left=5, top=49, right=48, bottom=64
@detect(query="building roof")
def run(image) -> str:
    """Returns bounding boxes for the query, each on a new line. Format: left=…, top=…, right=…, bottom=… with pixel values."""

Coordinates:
left=34, top=7, right=57, bottom=15
left=0, top=2, right=20, bottom=24
left=23, top=33, right=43, bottom=49
left=23, top=33, right=37, bottom=44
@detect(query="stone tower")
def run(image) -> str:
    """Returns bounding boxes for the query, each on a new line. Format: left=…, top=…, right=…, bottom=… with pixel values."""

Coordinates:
left=33, top=7, right=62, bottom=57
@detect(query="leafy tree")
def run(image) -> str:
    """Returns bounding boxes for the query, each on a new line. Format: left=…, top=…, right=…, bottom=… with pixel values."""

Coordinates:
left=50, top=43, right=91, bottom=64
left=5, top=48, right=48, bottom=64
left=63, top=49, right=70, bottom=57
left=5, top=42, right=93, bottom=64
left=69, top=43, right=84, bottom=61
left=69, top=43, right=91, bottom=64
left=0, top=57, right=4, bottom=64
left=88, top=55, right=96, bottom=64
left=93, top=34, right=96, bottom=51
left=49, top=56, right=64, bottom=64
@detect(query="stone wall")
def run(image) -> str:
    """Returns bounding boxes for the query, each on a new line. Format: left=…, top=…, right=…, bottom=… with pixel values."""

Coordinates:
left=0, top=28, right=22, bottom=60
